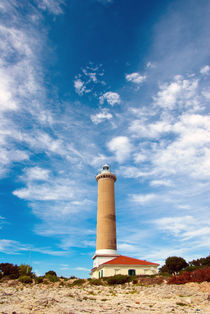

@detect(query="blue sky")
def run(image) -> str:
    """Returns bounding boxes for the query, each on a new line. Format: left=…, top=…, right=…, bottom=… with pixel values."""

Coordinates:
left=0, top=0, right=209, bottom=278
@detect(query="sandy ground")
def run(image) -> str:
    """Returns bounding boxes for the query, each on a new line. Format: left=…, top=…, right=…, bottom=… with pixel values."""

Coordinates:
left=0, top=280, right=209, bottom=313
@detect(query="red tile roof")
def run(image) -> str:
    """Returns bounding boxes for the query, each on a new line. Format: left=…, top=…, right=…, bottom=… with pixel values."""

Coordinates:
left=103, top=255, right=159, bottom=266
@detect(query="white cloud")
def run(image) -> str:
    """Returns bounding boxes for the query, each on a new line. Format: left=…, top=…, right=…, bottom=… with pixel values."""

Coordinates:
left=152, top=216, right=210, bottom=243
left=75, top=267, right=90, bottom=271
left=118, top=243, right=137, bottom=253
left=153, top=76, right=199, bottom=110
left=99, top=91, right=120, bottom=106
left=0, top=148, right=29, bottom=177
left=37, top=0, right=64, bottom=15
left=129, top=119, right=172, bottom=138
left=90, top=153, right=108, bottom=167
left=150, top=179, right=173, bottom=187
left=23, top=167, right=50, bottom=181
left=74, top=79, right=86, bottom=95
left=200, top=65, right=210, bottom=75
left=177, top=204, right=191, bottom=210
left=118, top=166, right=152, bottom=178
left=13, top=178, right=76, bottom=201
left=90, top=108, right=112, bottom=124
left=152, top=113, right=210, bottom=179
left=125, top=72, right=146, bottom=84
left=107, top=136, right=132, bottom=162
left=131, top=193, right=156, bottom=204
left=153, top=216, right=195, bottom=235
left=0, top=239, right=67, bottom=256
left=0, top=239, right=23, bottom=254
left=202, top=89, right=210, bottom=100
left=146, top=61, right=155, bottom=68
left=74, top=63, right=105, bottom=96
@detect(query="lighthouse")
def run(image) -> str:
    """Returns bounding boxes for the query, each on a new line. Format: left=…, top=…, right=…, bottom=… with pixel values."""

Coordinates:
left=92, top=164, right=119, bottom=268
left=91, top=164, right=159, bottom=278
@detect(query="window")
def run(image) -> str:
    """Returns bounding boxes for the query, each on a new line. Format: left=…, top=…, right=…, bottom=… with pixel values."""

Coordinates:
left=99, top=271, right=100, bottom=278
left=101, top=270, right=103, bottom=277
left=128, top=269, right=136, bottom=276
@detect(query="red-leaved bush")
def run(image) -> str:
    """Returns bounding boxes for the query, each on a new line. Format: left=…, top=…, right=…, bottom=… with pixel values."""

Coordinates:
left=167, top=267, right=210, bottom=284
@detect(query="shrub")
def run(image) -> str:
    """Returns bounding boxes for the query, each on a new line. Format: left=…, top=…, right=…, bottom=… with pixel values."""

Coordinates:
left=45, top=274, right=59, bottom=282
left=18, top=264, right=33, bottom=277
left=45, top=270, right=57, bottom=277
left=104, top=275, right=132, bottom=285
left=0, top=263, right=19, bottom=279
left=89, top=278, right=104, bottom=286
left=34, top=276, right=44, bottom=284
left=137, top=275, right=164, bottom=285
left=18, top=275, right=33, bottom=284
left=159, top=272, right=171, bottom=277
left=182, top=265, right=201, bottom=272
left=71, top=279, right=86, bottom=286
left=69, top=276, right=77, bottom=279
left=167, top=267, right=210, bottom=284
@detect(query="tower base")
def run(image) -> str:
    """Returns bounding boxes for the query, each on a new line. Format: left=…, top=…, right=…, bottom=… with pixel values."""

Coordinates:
left=92, top=249, right=119, bottom=268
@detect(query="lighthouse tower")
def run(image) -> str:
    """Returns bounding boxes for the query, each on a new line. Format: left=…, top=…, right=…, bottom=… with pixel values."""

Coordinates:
left=91, top=164, right=159, bottom=278
left=92, top=164, right=119, bottom=268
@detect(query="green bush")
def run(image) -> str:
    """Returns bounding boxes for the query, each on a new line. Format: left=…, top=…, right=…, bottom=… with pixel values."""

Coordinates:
left=182, top=265, right=201, bottom=273
left=19, top=264, right=33, bottom=277
left=18, top=275, right=33, bottom=284
left=45, top=274, right=59, bottom=282
left=45, top=270, right=57, bottom=277
left=159, top=272, right=171, bottom=277
left=71, top=279, right=86, bottom=286
left=34, top=276, right=44, bottom=284
left=104, top=275, right=132, bottom=285
left=89, top=278, right=104, bottom=285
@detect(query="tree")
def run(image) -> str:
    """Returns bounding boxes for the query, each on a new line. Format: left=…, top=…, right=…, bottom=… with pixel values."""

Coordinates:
left=165, top=256, right=188, bottom=274
left=159, top=264, right=169, bottom=274
left=18, top=264, right=33, bottom=277
left=45, top=270, right=57, bottom=277
left=189, top=255, right=210, bottom=267
left=0, top=263, right=19, bottom=279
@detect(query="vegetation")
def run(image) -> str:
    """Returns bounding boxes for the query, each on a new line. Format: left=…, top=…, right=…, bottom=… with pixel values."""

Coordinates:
left=167, top=267, right=210, bottom=284
left=103, top=274, right=132, bottom=285
left=164, top=256, right=188, bottom=274
left=70, top=279, right=86, bottom=286
left=0, top=263, right=19, bottom=279
left=189, top=255, right=210, bottom=267
left=18, top=275, right=33, bottom=284
left=19, top=264, right=33, bottom=277
left=159, top=255, right=210, bottom=277
left=45, top=270, right=57, bottom=277
left=89, top=278, right=104, bottom=285
left=0, top=255, right=209, bottom=286
left=34, top=276, right=44, bottom=284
